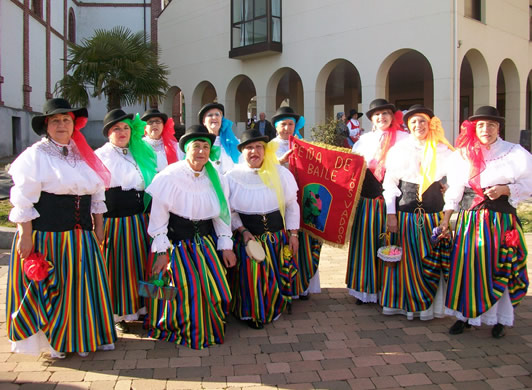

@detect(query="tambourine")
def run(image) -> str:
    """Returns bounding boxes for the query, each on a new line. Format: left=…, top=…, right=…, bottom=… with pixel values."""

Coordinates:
left=245, top=240, right=266, bottom=263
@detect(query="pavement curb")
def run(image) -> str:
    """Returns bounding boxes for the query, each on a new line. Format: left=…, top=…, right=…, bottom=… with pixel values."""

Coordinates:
left=0, top=226, right=16, bottom=249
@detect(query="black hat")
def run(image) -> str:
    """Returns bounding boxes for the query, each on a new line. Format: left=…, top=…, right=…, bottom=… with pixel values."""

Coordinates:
left=348, top=109, right=363, bottom=119
left=198, top=103, right=225, bottom=124
left=468, top=106, right=505, bottom=127
left=32, top=98, right=88, bottom=135
left=402, top=104, right=434, bottom=126
left=141, top=108, right=168, bottom=124
left=102, top=109, right=134, bottom=137
left=178, top=124, right=216, bottom=153
left=366, top=98, right=396, bottom=119
left=271, top=106, right=301, bottom=127
left=237, top=128, right=269, bottom=152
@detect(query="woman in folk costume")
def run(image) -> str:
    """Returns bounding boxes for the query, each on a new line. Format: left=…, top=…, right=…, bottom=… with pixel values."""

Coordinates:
left=346, top=98, right=408, bottom=304
left=141, top=108, right=179, bottom=172
left=226, top=128, right=300, bottom=329
left=199, top=102, right=241, bottom=174
left=380, top=105, right=454, bottom=320
left=7, top=98, right=116, bottom=358
left=146, top=125, right=236, bottom=349
left=439, top=106, right=531, bottom=338
left=271, top=106, right=322, bottom=300
left=346, top=108, right=364, bottom=147
left=95, top=109, right=158, bottom=333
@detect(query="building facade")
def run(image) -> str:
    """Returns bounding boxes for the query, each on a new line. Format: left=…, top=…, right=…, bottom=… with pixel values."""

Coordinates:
left=157, top=0, right=532, bottom=143
left=0, top=0, right=164, bottom=156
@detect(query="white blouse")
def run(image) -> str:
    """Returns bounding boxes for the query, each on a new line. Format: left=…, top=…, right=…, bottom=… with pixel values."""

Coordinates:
left=383, top=136, right=453, bottom=214
left=95, top=142, right=145, bottom=191
left=271, top=137, right=290, bottom=160
left=9, top=138, right=107, bottom=223
left=443, top=138, right=532, bottom=211
left=143, top=136, right=179, bottom=172
left=352, top=128, right=409, bottom=164
left=225, top=164, right=300, bottom=232
left=211, top=137, right=236, bottom=175
left=146, top=160, right=233, bottom=251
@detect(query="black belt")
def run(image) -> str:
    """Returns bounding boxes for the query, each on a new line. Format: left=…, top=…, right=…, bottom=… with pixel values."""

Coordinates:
left=33, top=192, right=92, bottom=232
left=239, top=210, right=284, bottom=235
left=360, top=169, right=383, bottom=199
left=104, top=187, right=144, bottom=218
left=461, top=188, right=516, bottom=215
left=396, top=180, right=445, bottom=213
left=167, top=213, right=214, bottom=242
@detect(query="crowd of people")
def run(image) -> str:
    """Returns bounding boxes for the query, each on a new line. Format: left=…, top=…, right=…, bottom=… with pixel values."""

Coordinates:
left=6, top=96, right=531, bottom=358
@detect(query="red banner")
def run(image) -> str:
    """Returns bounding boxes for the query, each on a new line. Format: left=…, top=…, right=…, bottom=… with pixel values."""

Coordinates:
left=289, top=137, right=366, bottom=247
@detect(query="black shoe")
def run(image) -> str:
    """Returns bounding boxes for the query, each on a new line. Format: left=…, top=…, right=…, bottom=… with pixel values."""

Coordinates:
left=115, top=320, right=130, bottom=333
left=449, top=320, right=471, bottom=335
left=287, top=302, right=292, bottom=314
left=299, top=294, right=310, bottom=301
left=492, top=324, right=505, bottom=339
left=247, top=319, right=264, bottom=329
left=355, top=299, right=365, bottom=305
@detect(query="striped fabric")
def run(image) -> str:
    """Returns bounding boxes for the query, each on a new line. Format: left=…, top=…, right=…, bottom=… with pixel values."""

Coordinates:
left=7, top=230, right=116, bottom=353
left=380, top=211, right=450, bottom=312
left=145, top=234, right=232, bottom=350
left=345, top=196, right=386, bottom=302
left=292, top=231, right=322, bottom=296
left=103, top=213, right=149, bottom=318
left=231, top=231, right=295, bottom=324
left=445, top=209, right=529, bottom=318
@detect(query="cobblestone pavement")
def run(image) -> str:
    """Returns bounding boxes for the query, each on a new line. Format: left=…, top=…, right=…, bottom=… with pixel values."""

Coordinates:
left=0, top=239, right=531, bottom=390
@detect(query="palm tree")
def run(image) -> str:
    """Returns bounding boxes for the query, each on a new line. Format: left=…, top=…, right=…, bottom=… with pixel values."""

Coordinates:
left=55, top=26, right=170, bottom=111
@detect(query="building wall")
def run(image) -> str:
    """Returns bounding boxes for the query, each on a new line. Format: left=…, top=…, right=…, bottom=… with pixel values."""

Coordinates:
left=158, top=0, right=532, bottom=143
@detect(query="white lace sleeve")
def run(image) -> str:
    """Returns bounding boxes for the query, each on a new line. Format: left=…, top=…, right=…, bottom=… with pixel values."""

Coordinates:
left=8, top=148, right=42, bottom=223
left=147, top=196, right=172, bottom=253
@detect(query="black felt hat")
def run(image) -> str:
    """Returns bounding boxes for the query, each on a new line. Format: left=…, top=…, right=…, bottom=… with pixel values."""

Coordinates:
left=348, top=109, right=363, bottom=119
left=402, top=104, right=434, bottom=126
left=141, top=108, right=168, bottom=124
left=198, top=103, right=225, bottom=124
left=102, top=109, right=134, bottom=137
left=271, top=106, right=301, bottom=127
left=237, top=128, right=269, bottom=152
left=178, top=124, right=216, bottom=152
left=32, top=98, right=88, bottom=135
left=468, top=106, right=505, bottom=127
left=365, top=98, right=397, bottom=119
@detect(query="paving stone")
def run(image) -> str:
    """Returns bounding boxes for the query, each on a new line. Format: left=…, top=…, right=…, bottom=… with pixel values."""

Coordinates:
left=300, top=350, right=324, bottom=361
left=492, top=364, right=530, bottom=377
left=259, top=373, right=287, bottom=386
left=427, top=360, right=462, bottom=372
left=448, top=369, right=486, bottom=382
left=374, top=364, right=409, bottom=376
left=260, top=343, right=293, bottom=354
left=48, top=370, right=87, bottom=382
left=477, top=367, right=500, bottom=379
left=412, top=351, right=446, bottom=362
left=234, top=363, right=268, bottom=376
left=426, top=371, right=454, bottom=384
left=265, top=362, right=289, bottom=374
left=485, top=377, right=526, bottom=390
left=320, top=358, right=354, bottom=370
left=269, top=352, right=301, bottom=363
left=393, top=373, right=432, bottom=387
left=15, top=371, right=51, bottom=383
left=347, top=377, right=376, bottom=389
left=285, top=370, right=320, bottom=384
left=83, top=370, right=120, bottom=382
left=403, top=362, right=432, bottom=374
left=89, top=381, right=116, bottom=390
left=130, top=379, right=166, bottom=390
left=352, top=355, right=386, bottom=367
left=370, top=375, right=400, bottom=389
left=176, top=366, right=210, bottom=378
left=313, top=380, right=352, bottom=390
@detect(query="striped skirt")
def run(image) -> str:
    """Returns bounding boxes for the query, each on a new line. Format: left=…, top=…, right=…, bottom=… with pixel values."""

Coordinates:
left=145, top=234, right=232, bottom=349
left=445, top=209, right=528, bottom=319
left=7, top=230, right=116, bottom=354
left=231, top=231, right=296, bottom=324
left=380, top=211, right=451, bottom=316
left=292, top=231, right=322, bottom=296
left=103, top=213, right=149, bottom=320
left=345, top=196, right=386, bottom=302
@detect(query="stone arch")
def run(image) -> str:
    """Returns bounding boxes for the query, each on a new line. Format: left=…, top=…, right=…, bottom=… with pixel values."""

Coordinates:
left=265, top=68, right=304, bottom=134
left=191, top=81, right=217, bottom=124
left=497, top=58, right=520, bottom=142
left=225, top=75, right=257, bottom=134
left=460, top=49, right=490, bottom=120
left=162, top=86, right=185, bottom=126
left=315, top=59, right=362, bottom=124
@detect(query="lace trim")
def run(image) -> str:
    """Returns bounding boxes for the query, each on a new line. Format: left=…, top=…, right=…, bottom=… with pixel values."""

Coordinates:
left=37, top=139, right=83, bottom=167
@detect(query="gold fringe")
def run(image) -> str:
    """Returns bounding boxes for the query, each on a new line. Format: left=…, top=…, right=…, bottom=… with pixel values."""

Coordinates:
left=295, top=139, right=367, bottom=248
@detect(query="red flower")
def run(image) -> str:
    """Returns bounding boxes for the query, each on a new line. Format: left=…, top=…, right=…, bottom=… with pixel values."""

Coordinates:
left=504, top=229, right=519, bottom=248
left=23, top=252, right=50, bottom=282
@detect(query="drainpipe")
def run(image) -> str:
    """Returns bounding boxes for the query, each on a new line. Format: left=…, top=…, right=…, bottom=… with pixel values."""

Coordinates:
left=453, top=0, right=459, bottom=143
left=143, top=0, right=147, bottom=110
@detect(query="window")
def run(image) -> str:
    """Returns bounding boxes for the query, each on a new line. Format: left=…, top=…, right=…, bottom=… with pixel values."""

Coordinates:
left=31, top=0, right=43, bottom=18
left=68, top=8, right=76, bottom=43
left=230, top=0, right=282, bottom=59
left=465, top=0, right=482, bottom=21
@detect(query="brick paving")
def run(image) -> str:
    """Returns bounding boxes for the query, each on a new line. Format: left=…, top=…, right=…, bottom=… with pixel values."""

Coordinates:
left=0, top=236, right=531, bottom=390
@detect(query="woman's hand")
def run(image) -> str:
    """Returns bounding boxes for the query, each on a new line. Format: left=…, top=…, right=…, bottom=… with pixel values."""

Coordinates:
left=17, top=222, right=33, bottom=259
left=222, top=250, right=237, bottom=268
left=386, top=214, right=398, bottom=233
left=438, top=210, right=454, bottom=239
left=240, top=229, right=255, bottom=244
left=289, top=231, right=299, bottom=254
left=278, top=149, right=294, bottom=165
left=152, top=253, right=169, bottom=275
left=93, top=214, right=105, bottom=245
left=484, top=185, right=510, bottom=200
